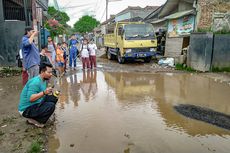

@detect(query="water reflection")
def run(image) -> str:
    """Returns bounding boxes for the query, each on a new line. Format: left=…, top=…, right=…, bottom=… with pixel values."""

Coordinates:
left=48, top=71, right=230, bottom=153
left=104, top=72, right=230, bottom=136
left=80, top=70, right=98, bottom=102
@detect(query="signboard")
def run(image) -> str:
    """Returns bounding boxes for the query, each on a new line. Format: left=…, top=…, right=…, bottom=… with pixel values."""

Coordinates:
left=168, top=15, right=195, bottom=37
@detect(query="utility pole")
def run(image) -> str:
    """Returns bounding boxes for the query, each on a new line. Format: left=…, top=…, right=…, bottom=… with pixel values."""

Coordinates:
left=106, top=0, right=108, bottom=20
left=106, top=0, right=122, bottom=20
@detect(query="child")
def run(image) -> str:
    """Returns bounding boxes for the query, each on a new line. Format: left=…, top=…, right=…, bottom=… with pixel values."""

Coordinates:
left=88, top=39, right=97, bottom=69
left=80, top=38, right=90, bottom=70
left=40, top=45, right=51, bottom=64
left=56, top=43, right=65, bottom=77
left=61, top=42, right=68, bottom=72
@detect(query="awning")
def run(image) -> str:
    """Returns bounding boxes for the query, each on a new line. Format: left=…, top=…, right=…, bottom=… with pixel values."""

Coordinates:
left=151, top=18, right=167, bottom=24
left=165, top=9, right=196, bottom=19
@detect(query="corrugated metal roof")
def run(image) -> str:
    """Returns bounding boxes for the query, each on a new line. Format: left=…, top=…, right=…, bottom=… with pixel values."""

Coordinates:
left=151, top=18, right=167, bottom=24
left=165, top=9, right=196, bottom=19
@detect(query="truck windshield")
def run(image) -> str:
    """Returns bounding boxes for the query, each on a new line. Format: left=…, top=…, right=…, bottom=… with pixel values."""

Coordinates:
left=124, top=24, right=155, bottom=40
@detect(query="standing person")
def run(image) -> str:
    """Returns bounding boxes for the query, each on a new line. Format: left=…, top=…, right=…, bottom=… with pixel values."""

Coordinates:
left=88, top=39, right=97, bottom=69
left=40, top=45, right=51, bottom=64
left=69, top=34, right=78, bottom=70
left=22, top=27, right=40, bottom=80
left=61, top=42, right=68, bottom=72
left=56, top=43, right=65, bottom=77
left=47, top=36, right=56, bottom=67
left=18, top=62, right=57, bottom=128
left=80, top=38, right=90, bottom=70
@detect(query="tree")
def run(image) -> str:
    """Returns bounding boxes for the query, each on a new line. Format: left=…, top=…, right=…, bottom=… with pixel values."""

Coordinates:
left=45, top=7, right=70, bottom=37
left=73, top=15, right=100, bottom=33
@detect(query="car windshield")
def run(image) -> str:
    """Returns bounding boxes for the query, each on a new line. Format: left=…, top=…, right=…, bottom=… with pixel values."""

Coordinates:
left=124, top=24, right=155, bottom=40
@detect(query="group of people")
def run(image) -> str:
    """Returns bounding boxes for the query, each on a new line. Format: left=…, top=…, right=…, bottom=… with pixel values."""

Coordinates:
left=18, top=27, right=98, bottom=128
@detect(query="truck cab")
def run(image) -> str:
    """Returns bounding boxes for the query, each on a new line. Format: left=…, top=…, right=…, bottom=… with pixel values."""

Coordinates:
left=104, top=22, right=157, bottom=64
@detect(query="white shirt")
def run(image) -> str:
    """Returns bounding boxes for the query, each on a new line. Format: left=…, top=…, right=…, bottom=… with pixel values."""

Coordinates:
left=80, top=44, right=89, bottom=58
left=88, top=43, right=97, bottom=56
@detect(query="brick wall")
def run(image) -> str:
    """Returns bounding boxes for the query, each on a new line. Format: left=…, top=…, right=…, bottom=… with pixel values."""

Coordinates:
left=197, top=0, right=230, bottom=30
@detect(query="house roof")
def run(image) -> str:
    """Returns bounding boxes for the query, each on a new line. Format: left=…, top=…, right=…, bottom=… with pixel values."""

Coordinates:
left=151, top=9, right=195, bottom=24
left=100, top=15, right=116, bottom=25
left=144, top=0, right=195, bottom=22
left=164, top=9, right=196, bottom=19
left=116, top=6, right=159, bottom=17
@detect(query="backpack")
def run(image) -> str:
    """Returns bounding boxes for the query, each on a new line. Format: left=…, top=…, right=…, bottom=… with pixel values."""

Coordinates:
left=16, top=49, right=23, bottom=67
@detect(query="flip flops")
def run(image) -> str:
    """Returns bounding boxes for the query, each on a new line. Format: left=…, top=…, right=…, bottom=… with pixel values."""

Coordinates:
left=26, top=119, right=45, bottom=128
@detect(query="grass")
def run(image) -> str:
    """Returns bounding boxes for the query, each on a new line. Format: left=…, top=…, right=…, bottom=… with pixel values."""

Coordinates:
left=27, top=140, right=42, bottom=153
left=175, top=64, right=196, bottom=72
left=0, top=67, right=21, bottom=77
left=212, top=67, right=230, bottom=72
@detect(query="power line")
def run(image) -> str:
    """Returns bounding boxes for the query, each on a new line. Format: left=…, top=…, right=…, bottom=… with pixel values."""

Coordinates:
left=100, top=7, right=106, bottom=22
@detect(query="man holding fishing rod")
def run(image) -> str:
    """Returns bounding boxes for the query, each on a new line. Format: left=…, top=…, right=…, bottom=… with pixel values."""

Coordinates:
left=18, top=62, right=59, bottom=128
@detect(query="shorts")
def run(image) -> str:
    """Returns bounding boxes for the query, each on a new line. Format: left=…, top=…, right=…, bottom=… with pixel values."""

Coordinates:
left=57, top=62, right=64, bottom=67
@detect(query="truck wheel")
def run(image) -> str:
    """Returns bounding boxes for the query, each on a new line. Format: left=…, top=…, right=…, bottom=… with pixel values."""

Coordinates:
left=107, top=49, right=113, bottom=60
left=144, top=57, right=151, bottom=63
left=117, top=51, right=125, bottom=64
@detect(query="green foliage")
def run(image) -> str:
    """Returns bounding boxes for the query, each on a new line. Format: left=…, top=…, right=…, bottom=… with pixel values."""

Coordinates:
left=175, top=64, right=196, bottom=72
left=27, top=141, right=42, bottom=153
left=212, top=67, right=230, bottom=72
left=0, top=67, right=21, bottom=77
left=197, top=27, right=212, bottom=33
left=73, top=15, right=100, bottom=33
left=45, top=7, right=70, bottom=37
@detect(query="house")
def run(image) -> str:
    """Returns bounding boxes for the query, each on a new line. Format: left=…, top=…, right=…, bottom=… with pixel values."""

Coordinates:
left=115, top=6, right=159, bottom=22
left=0, top=0, right=48, bottom=66
left=144, top=0, right=230, bottom=58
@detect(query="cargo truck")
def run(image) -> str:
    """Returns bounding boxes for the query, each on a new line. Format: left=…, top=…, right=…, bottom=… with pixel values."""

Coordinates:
left=104, top=22, right=157, bottom=64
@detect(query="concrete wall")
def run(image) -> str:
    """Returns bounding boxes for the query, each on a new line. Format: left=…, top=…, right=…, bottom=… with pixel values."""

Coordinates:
left=0, top=21, right=25, bottom=66
left=212, top=34, right=230, bottom=68
left=197, top=0, right=230, bottom=30
left=213, top=13, right=230, bottom=32
left=165, top=37, right=183, bottom=57
left=0, top=0, right=5, bottom=63
left=187, top=33, right=213, bottom=72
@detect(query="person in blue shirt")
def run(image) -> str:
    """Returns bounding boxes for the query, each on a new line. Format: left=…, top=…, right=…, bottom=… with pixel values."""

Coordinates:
left=22, top=27, right=40, bottom=80
left=18, top=62, right=56, bottom=128
left=69, top=34, right=79, bottom=70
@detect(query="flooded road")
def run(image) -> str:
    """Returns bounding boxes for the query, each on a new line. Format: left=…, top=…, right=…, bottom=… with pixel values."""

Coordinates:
left=48, top=70, right=230, bottom=153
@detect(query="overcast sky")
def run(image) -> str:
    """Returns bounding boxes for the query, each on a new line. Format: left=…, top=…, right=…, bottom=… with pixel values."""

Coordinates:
left=49, top=0, right=167, bottom=26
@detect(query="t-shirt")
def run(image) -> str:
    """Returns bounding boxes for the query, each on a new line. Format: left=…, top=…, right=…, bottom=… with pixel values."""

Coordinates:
left=80, top=44, right=89, bottom=58
left=18, top=75, right=47, bottom=111
left=56, top=48, right=64, bottom=63
left=88, top=43, right=97, bottom=56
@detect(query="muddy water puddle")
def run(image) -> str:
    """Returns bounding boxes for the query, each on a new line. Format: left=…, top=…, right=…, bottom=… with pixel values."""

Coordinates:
left=48, top=71, right=230, bottom=153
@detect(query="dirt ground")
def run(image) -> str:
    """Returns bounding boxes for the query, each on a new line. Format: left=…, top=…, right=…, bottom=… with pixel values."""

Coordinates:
left=0, top=57, right=230, bottom=153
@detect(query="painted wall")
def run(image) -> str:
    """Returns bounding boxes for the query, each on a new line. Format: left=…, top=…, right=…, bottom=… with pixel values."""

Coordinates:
left=0, top=21, right=25, bottom=66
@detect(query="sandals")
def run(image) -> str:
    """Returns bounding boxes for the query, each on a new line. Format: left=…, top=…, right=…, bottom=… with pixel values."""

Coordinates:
left=26, top=119, right=45, bottom=128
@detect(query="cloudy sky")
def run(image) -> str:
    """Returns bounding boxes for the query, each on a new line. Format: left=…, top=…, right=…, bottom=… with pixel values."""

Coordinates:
left=49, top=0, right=167, bottom=26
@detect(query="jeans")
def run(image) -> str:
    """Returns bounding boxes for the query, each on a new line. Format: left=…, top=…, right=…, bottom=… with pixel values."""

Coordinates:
left=22, top=101, right=56, bottom=124
left=27, top=65, right=39, bottom=80
left=69, top=50, right=77, bottom=68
